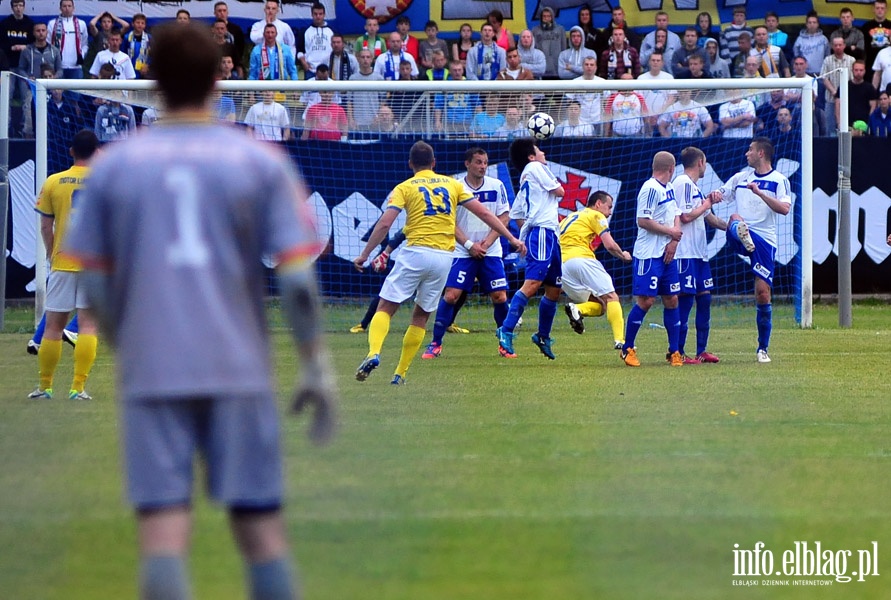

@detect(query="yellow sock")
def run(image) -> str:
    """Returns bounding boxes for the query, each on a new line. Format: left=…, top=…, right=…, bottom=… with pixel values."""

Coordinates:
left=577, top=301, right=604, bottom=317
left=71, top=334, right=98, bottom=393
left=367, top=311, right=391, bottom=357
left=394, top=325, right=426, bottom=378
left=606, top=301, right=625, bottom=344
left=38, top=339, right=63, bottom=391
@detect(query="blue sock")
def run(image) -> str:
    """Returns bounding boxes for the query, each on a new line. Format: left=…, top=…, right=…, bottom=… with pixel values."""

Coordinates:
left=727, top=220, right=740, bottom=242
left=756, top=303, right=772, bottom=351
left=140, top=555, right=190, bottom=600
left=431, top=298, right=455, bottom=345
left=538, top=296, right=558, bottom=338
left=493, top=301, right=508, bottom=328
left=502, top=291, right=528, bottom=333
left=32, top=313, right=47, bottom=344
left=67, top=314, right=79, bottom=333
left=249, top=557, right=297, bottom=600
left=695, top=294, right=712, bottom=355
left=677, top=295, right=695, bottom=355
left=664, top=306, right=681, bottom=354
left=624, top=304, right=647, bottom=350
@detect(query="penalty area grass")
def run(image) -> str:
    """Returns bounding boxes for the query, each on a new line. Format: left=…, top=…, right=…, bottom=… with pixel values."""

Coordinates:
left=0, top=303, right=889, bottom=599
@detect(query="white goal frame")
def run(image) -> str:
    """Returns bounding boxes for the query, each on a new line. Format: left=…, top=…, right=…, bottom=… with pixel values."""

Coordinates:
left=27, top=76, right=814, bottom=328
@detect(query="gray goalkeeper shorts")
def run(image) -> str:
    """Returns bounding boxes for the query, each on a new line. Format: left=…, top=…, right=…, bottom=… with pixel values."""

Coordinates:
left=121, top=393, right=283, bottom=511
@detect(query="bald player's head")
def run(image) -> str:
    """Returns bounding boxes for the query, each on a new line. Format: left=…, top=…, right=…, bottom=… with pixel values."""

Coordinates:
left=652, top=151, right=676, bottom=174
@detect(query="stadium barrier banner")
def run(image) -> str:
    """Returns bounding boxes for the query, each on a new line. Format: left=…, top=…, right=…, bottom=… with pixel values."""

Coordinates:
left=17, top=0, right=880, bottom=41
left=5, top=137, right=890, bottom=299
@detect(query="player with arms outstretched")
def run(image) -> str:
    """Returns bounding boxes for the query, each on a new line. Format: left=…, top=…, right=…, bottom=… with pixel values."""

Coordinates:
left=29, top=130, right=100, bottom=401
left=560, top=190, right=632, bottom=349
left=621, top=151, right=684, bottom=367
left=353, top=141, right=524, bottom=384
left=673, top=147, right=727, bottom=363
left=423, top=147, right=511, bottom=359
left=711, top=137, right=791, bottom=363
left=498, top=139, right=566, bottom=360
left=64, top=23, right=336, bottom=599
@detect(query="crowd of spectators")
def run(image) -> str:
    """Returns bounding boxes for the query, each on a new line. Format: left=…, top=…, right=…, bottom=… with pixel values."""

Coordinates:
left=3, top=0, right=891, bottom=140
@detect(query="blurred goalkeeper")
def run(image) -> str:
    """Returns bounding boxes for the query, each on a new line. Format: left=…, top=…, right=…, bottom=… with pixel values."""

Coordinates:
left=63, top=22, right=335, bottom=600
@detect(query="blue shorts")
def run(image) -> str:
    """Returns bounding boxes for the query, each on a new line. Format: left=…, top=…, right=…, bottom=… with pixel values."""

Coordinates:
left=445, top=256, right=508, bottom=293
left=122, top=393, right=283, bottom=511
left=523, top=227, right=562, bottom=287
left=632, top=257, right=680, bottom=297
left=677, top=259, right=715, bottom=294
left=728, top=225, right=776, bottom=286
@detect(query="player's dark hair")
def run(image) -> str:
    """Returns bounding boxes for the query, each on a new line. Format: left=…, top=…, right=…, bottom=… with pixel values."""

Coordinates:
left=311, top=2, right=325, bottom=12
left=264, top=23, right=277, bottom=32
left=409, top=141, right=435, bottom=169
left=176, top=8, right=190, bottom=17
left=510, top=139, right=537, bottom=171
left=151, top=23, right=220, bottom=110
left=70, top=130, right=99, bottom=160
left=840, top=7, right=853, bottom=15
left=425, top=20, right=437, bottom=29
left=680, top=146, right=705, bottom=169
left=488, top=9, right=504, bottom=24
left=684, top=26, right=697, bottom=35
left=397, top=15, right=410, bottom=26
left=587, top=190, right=611, bottom=208
left=464, top=146, right=486, bottom=163
left=766, top=11, right=778, bottom=19
left=98, top=62, right=116, bottom=77
left=109, top=27, right=123, bottom=38
left=133, top=13, right=147, bottom=22
left=752, top=137, right=775, bottom=162
left=806, top=10, right=819, bottom=20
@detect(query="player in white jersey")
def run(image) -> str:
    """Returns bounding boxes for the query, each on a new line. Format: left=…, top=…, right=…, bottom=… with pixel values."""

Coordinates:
left=64, top=24, right=335, bottom=599
left=711, top=137, right=792, bottom=363
left=498, top=139, right=566, bottom=360
left=621, top=151, right=684, bottom=367
left=673, top=147, right=728, bottom=364
left=423, top=148, right=510, bottom=359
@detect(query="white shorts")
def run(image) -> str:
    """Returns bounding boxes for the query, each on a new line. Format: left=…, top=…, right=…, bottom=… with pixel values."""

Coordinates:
left=379, top=246, right=452, bottom=313
left=45, top=270, right=89, bottom=312
left=560, top=257, right=615, bottom=303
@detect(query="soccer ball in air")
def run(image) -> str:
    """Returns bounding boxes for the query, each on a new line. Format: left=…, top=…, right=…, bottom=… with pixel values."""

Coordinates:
left=527, top=112, right=556, bottom=140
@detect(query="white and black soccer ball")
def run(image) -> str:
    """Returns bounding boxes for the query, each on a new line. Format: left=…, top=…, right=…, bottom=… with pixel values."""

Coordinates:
left=527, top=112, right=556, bottom=140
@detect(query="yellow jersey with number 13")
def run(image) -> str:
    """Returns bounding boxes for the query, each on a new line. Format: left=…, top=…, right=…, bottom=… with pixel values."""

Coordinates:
left=387, top=169, right=474, bottom=252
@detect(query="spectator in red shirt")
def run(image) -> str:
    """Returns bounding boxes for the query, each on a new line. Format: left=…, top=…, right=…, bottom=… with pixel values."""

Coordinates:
left=302, top=91, right=348, bottom=140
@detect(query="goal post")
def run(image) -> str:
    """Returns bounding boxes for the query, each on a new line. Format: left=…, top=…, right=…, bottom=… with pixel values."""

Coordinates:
left=30, top=75, right=814, bottom=331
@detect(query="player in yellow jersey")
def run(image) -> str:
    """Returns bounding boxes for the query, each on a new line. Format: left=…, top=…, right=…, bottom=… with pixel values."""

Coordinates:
left=353, top=141, right=525, bottom=384
left=28, top=130, right=100, bottom=400
left=559, top=191, right=632, bottom=350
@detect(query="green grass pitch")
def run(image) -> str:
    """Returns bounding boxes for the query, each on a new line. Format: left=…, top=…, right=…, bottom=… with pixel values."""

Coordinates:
left=1, top=303, right=889, bottom=599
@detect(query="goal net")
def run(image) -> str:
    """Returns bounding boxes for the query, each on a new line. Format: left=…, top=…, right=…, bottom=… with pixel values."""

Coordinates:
left=25, top=75, right=814, bottom=333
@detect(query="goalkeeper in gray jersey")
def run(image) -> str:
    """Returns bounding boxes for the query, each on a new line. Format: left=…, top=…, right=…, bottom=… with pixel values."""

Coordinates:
left=64, top=22, right=336, bottom=600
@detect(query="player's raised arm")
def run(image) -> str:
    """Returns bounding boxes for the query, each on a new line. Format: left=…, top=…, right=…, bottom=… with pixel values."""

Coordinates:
left=746, top=181, right=791, bottom=215
left=462, top=198, right=526, bottom=255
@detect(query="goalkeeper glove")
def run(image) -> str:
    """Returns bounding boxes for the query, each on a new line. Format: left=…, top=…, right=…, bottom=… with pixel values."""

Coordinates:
left=291, top=353, right=337, bottom=446
left=371, top=250, right=389, bottom=273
